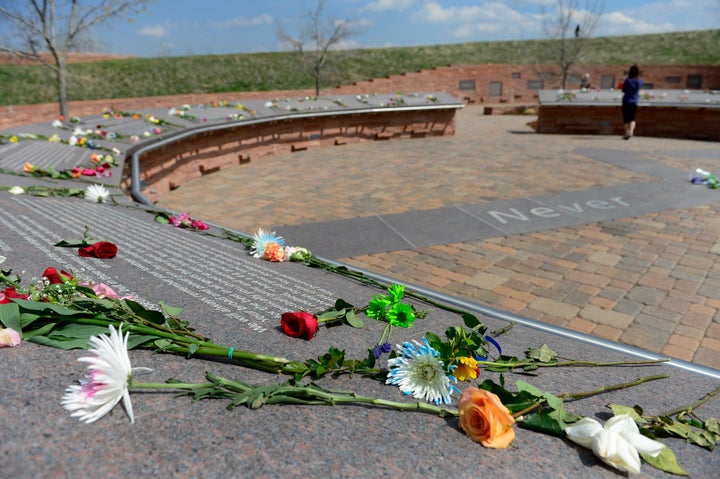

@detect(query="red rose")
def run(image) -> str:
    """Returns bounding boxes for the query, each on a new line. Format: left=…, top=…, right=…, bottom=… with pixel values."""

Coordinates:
left=43, top=267, right=73, bottom=284
left=0, top=286, right=28, bottom=304
left=78, top=241, right=118, bottom=259
left=280, top=311, right=319, bottom=340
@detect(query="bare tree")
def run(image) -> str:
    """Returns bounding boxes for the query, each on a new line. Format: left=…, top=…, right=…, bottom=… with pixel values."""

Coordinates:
left=276, top=0, right=364, bottom=97
left=0, top=0, right=152, bottom=118
left=541, top=0, right=605, bottom=89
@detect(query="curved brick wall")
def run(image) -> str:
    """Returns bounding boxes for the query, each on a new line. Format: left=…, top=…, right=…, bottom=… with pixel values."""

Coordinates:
left=3, top=63, right=718, bottom=129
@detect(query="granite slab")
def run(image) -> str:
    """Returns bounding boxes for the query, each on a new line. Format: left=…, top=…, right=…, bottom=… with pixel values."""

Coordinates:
left=0, top=187, right=718, bottom=479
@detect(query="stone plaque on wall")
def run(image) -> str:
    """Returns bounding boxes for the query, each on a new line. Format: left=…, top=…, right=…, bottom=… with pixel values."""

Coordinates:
left=600, top=75, right=615, bottom=89
left=527, top=79, right=544, bottom=90
left=458, top=79, right=476, bottom=91
left=687, top=74, right=703, bottom=89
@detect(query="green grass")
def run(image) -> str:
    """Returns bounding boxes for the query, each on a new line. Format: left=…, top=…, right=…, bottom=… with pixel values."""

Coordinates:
left=1, top=29, right=718, bottom=106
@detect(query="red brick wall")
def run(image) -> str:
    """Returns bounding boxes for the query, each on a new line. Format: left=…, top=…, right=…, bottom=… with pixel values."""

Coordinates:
left=124, top=108, right=458, bottom=202
left=3, top=63, right=717, bottom=129
left=537, top=104, right=720, bottom=141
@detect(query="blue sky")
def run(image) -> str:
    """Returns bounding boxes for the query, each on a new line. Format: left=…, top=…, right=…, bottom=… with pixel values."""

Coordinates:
left=99, top=0, right=719, bottom=57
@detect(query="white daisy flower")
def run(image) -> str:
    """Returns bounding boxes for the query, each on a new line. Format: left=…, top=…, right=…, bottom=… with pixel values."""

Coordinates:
left=61, top=325, right=150, bottom=424
left=84, top=184, right=110, bottom=203
left=386, top=337, right=460, bottom=405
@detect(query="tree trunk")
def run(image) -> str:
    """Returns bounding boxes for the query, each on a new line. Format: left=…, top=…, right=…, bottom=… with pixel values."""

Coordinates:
left=314, top=65, right=321, bottom=97
left=55, top=56, right=69, bottom=119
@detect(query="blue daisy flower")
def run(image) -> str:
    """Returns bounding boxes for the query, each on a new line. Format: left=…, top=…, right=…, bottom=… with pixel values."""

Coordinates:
left=250, top=228, right=285, bottom=258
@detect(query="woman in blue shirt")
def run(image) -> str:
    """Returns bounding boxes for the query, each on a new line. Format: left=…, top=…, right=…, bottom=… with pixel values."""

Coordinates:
left=622, top=64, right=643, bottom=139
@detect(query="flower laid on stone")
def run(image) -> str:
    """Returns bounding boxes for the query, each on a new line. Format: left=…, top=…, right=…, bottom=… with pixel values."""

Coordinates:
left=0, top=250, right=716, bottom=475
left=62, top=325, right=151, bottom=424
left=458, top=386, right=515, bottom=448
left=0, top=286, right=28, bottom=304
left=84, top=184, right=110, bottom=203
left=565, top=414, right=666, bottom=474
left=81, top=282, right=130, bottom=300
left=280, top=311, right=319, bottom=340
left=386, top=337, right=460, bottom=405
left=154, top=212, right=209, bottom=230
left=78, top=241, right=118, bottom=259
left=689, top=168, right=719, bottom=188
left=250, top=227, right=312, bottom=262
left=0, top=326, right=21, bottom=347
left=454, top=356, right=480, bottom=381
left=8, top=186, right=24, bottom=195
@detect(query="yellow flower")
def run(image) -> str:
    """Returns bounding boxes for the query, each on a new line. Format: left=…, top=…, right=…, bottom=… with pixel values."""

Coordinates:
left=9, top=135, right=18, bottom=143
left=454, top=356, right=479, bottom=381
left=48, top=134, right=60, bottom=143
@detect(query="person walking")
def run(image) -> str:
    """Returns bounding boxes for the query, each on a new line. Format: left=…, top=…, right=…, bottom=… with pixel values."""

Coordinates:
left=621, top=64, right=643, bottom=139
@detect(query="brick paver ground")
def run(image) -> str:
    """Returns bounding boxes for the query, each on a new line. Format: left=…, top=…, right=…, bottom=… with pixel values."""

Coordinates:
left=158, top=107, right=720, bottom=369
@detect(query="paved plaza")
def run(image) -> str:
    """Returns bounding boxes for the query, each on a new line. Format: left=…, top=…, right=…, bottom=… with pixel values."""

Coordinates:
left=157, top=107, right=720, bottom=369
left=2, top=100, right=720, bottom=478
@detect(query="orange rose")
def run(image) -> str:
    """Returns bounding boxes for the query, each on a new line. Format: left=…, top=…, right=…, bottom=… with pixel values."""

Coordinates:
left=458, top=387, right=515, bottom=448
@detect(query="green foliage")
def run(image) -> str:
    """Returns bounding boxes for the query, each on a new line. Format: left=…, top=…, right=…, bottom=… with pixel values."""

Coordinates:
left=1, top=30, right=717, bottom=106
left=315, top=298, right=364, bottom=329
left=609, top=402, right=720, bottom=452
left=479, top=377, right=582, bottom=437
left=425, top=322, right=489, bottom=370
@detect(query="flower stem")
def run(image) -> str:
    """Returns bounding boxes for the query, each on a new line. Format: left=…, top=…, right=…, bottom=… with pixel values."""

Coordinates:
left=511, top=374, right=668, bottom=419
left=130, top=380, right=206, bottom=390
left=479, top=358, right=668, bottom=370
left=197, top=373, right=460, bottom=417
left=558, top=374, right=667, bottom=401
left=658, top=384, right=720, bottom=418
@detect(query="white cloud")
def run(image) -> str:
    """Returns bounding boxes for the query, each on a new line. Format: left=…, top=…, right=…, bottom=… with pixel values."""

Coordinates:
left=138, top=24, right=171, bottom=38
left=209, top=14, right=274, bottom=29
left=362, top=0, right=415, bottom=12
left=411, top=1, right=524, bottom=24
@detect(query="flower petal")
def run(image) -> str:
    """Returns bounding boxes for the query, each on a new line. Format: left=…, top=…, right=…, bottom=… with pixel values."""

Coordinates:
left=565, top=417, right=603, bottom=449
left=592, top=429, right=641, bottom=474
left=606, top=414, right=666, bottom=458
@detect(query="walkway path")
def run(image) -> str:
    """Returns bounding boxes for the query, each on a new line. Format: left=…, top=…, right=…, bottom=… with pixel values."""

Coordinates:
left=158, top=107, right=720, bottom=369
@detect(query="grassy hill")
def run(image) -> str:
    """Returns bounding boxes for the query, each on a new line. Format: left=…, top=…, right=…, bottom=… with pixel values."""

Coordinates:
left=1, top=29, right=717, bottom=106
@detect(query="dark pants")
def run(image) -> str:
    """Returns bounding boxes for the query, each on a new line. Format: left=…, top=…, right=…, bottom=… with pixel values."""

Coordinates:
left=622, top=103, right=638, bottom=124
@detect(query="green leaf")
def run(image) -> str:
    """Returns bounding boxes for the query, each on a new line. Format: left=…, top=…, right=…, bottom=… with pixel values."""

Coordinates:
left=704, top=417, right=719, bottom=435
left=316, top=310, right=344, bottom=320
left=344, top=310, right=364, bottom=328
left=153, top=338, right=173, bottom=351
left=14, top=299, right=87, bottom=317
left=641, top=447, right=689, bottom=476
left=30, top=335, right=91, bottom=350
left=333, top=298, right=355, bottom=310
left=609, top=403, right=647, bottom=424
left=462, top=312, right=481, bottom=329
left=159, top=301, right=183, bottom=317
left=516, top=380, right=544, bottom=398
left=519, top=412, right=566, bottom=437
left=121, top=299, right=165, bottom=324
left=0, top=302, right=22, bottom=332
left=54, top=239, right=91, bottom=248
left=526, top=344, right=558, bottom=363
